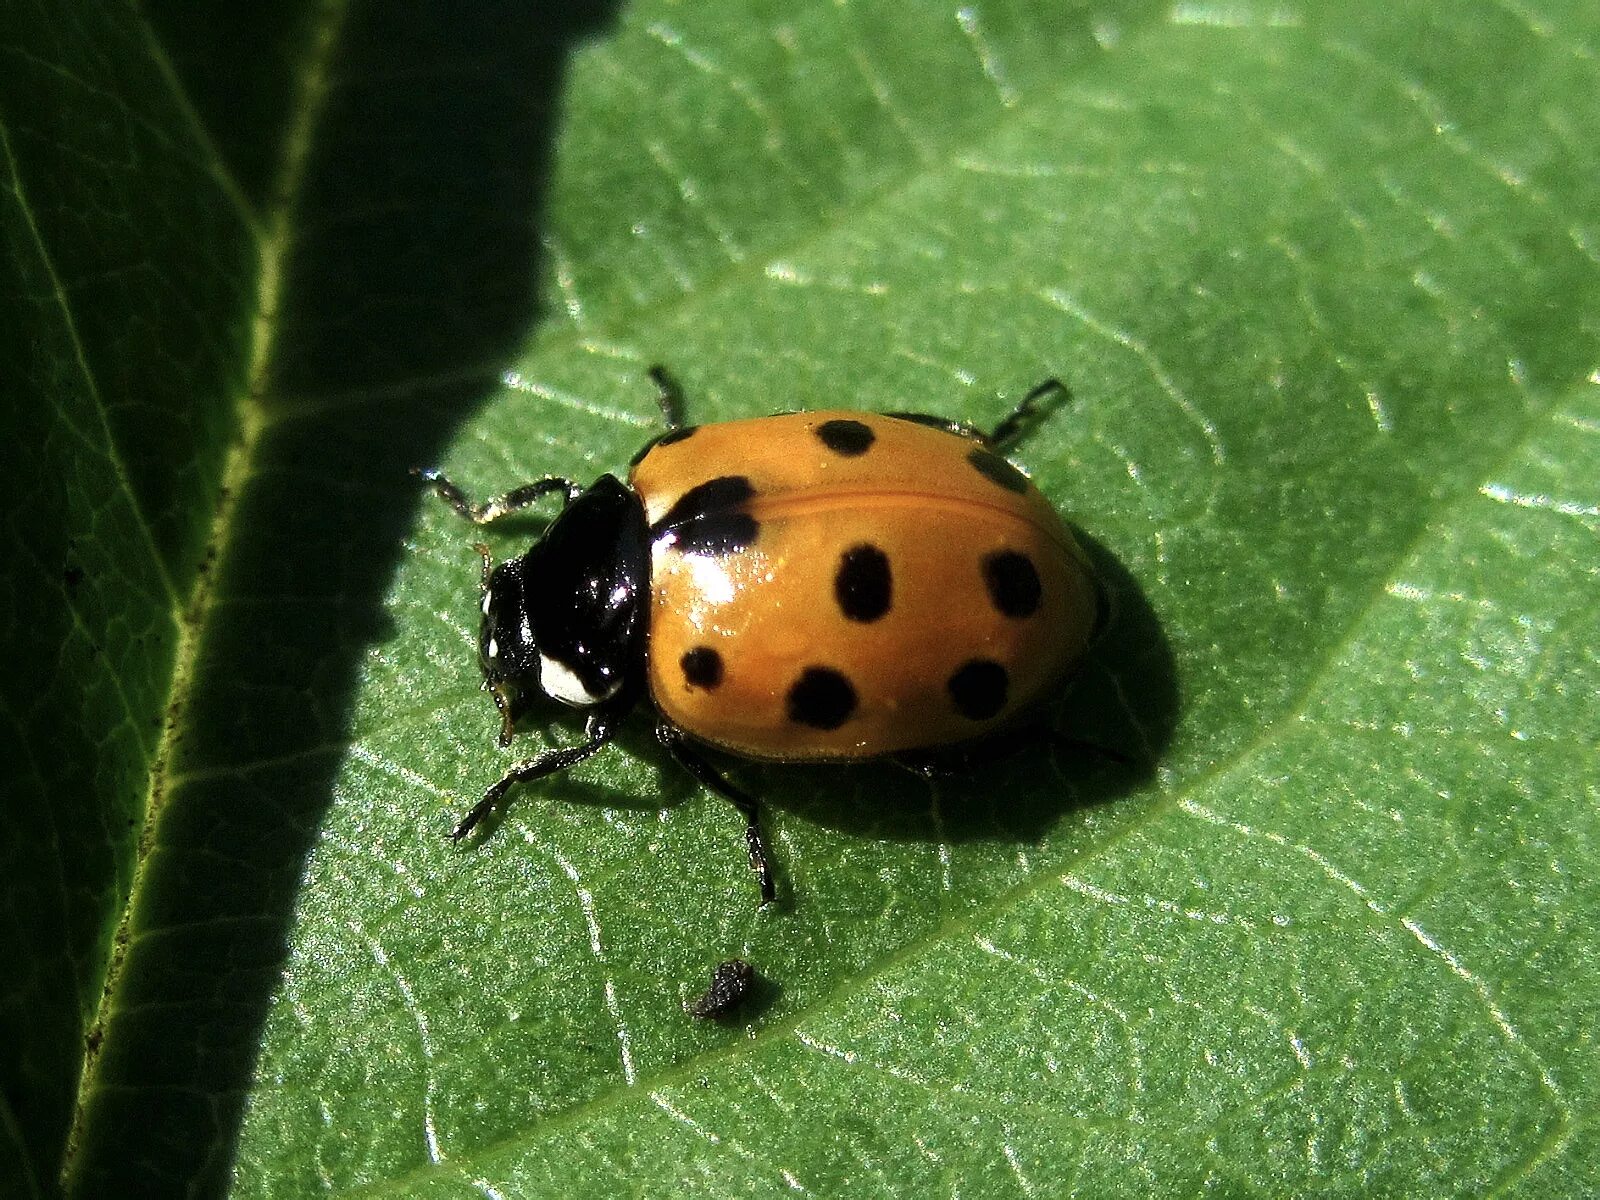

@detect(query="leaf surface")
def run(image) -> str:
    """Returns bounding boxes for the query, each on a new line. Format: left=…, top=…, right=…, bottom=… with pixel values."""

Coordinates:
left=3, top=1, right=1597, bottom=1196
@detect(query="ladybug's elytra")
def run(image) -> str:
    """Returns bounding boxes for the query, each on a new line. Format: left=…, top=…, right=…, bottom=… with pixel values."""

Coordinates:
left=418, top=370, right=1104, bottom=904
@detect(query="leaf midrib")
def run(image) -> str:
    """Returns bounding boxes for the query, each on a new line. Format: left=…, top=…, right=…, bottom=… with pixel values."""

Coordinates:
left=61, top=0, right=355, bottom=1185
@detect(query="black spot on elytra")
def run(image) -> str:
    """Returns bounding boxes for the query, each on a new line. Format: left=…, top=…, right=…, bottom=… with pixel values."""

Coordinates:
left=786, top=667, right=858, bottom=730
left=947, top=659, right=1009, bottom=720
left=968, top=446, right=1029, bottom=493
left=834, top=544, right=892, bottom=622
left=628, top=424, right=700, bottom=466
left=680, top=646, right=724, bottom=690
left=652, top=475, right=758, bottom=556
left=982, top=550, right=1042, bottom=618
left=816, top=418, right=875, bottom=456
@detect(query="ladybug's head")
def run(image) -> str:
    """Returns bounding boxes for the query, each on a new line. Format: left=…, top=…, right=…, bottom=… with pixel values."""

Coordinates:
left=478, top=475, right=650, bottom=718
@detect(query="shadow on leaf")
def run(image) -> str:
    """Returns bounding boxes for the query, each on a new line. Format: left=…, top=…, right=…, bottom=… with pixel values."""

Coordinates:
left=67, top=3, right=623, bottom=1196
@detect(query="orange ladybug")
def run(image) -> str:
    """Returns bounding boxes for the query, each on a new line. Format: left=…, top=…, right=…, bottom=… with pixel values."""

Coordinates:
left=417, top=371, right=1102, bottom=904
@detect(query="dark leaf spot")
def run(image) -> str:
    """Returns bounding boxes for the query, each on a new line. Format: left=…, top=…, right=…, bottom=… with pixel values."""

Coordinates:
left=686, top=959, right=757, bottom=1019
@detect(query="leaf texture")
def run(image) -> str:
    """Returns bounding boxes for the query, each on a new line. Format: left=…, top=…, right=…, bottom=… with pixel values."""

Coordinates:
left=2, top=1, right=1596, bottom=1196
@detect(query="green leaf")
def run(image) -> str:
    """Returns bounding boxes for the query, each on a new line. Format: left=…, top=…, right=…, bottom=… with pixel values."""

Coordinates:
left=4, top=0, right=1597, bottom=1195
left=1, top=3, right=259, bottom=1195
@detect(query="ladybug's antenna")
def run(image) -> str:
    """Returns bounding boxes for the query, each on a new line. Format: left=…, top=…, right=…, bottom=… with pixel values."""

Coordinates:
left=413, top=468, right=582, bottom=524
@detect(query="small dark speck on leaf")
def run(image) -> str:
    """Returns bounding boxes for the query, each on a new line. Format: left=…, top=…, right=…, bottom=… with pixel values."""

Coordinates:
left=687, top=958, right=758, bottom=1019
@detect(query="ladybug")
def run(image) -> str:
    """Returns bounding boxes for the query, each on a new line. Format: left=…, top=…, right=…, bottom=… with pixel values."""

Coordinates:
left=417, top=370, right=1103, bottom=904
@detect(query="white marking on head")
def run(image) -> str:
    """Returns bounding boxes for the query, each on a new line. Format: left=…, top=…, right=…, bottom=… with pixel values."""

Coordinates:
left=481, top=591, right=493, bottom=617
left=486, top=637, right=499, bottom=660
left=539, top=654, right=617, bottom=707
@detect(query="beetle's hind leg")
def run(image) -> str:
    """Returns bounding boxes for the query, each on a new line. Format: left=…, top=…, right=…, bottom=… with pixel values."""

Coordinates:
left=413, top=469, right=583, bottom=524
left=656, top=723, right=776, bottom=905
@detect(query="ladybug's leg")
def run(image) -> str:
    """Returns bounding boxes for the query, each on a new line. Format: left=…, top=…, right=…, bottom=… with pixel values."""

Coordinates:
left=451, top=703, right=628, bottom=840
left=655, top=723, right=776, bottom=905
left=986, top=377, right=1071, bottom=452
left=647, top=365, right=687, bottom=430
left=413, top=468, right=583, bottom=524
